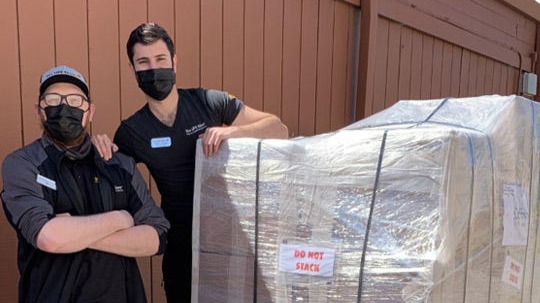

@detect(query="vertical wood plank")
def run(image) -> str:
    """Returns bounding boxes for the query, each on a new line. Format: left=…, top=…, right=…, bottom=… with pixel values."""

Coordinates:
left=176, top=0, right=201, bottom=88
left=223, top=0, right=245, bottom=98
left=201, top=0, right=223, bottom=89
left=505, top=66, right=514, bottom=95
left=468, top=52, right=478, bottom=96
left=509, top=67, right=519, bottom=94
left=282, top=0, right=302, bottom=136
left=398, top=26, right=412, bottom=101
left=357, top=0, right=378, bottom=118
left=299, top=0, right=318, bottom=136
left=54, top=0, right=88, bottom=73
left=484, top=59, right=494, bottom=94
left=119, top=0, right=147, bottom=119
left=149, top=0, right=175, bottom=32
left=476, top=55, right=486, bottom=95
left=421, top=35, right=434, bottom=99
left=440, top=42, right=452, bottom=97
left=244, top=0, right=264, bottom=110
left=373, top=18, right=389, bottom=113
left=386, top=21, right=401, bottom=107
left=459, top=49, right=471, bottom=97
left=345, top=6, right=357, bottom=124
left=410, top=30, right=423, bottom=99
left=263, top=0, right=284, bottom=116
left=88, top=0, right=121, bottom=137
left=492, top=61, right=502, bottom=94
left=330, top=1, right=349, bottom=130
left=431, top=39, right=443, bottom=98
left=0, top=1, right=22, bottom=301
left=0, top=0, right=23, bottom=154
left=18, top=0, right=56, bottom=144
left=315, top=0, right=334, bottom=134
left=535, top=23, right=540, bottom=102
left=504, top=65, right=512, bottom=94
left=499, top=61, right=508, bottom=95
left=450, top=45, right=461, bottom=97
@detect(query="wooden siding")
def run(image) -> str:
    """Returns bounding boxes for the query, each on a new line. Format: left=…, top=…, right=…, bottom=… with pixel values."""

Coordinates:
left=0, top=1, right=358, bottom=302
left=358, top=0, right=537, bottom=118
left=369, top=17, right=521, bottom=113
left=0, top=0, right=538, bottom=302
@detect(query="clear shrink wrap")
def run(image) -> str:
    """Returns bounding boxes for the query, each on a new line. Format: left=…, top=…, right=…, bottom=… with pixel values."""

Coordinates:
left=192, top=95, right=540, bottom=302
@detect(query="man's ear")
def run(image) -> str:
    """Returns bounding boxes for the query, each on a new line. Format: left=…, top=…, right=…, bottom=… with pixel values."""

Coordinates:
left=173, top=54, right=177, bottom=74
left=88, top=103, right=96, bottom=122
left=129, top=62, right=138, bottom=81
left=35, top=103, right=43, bottom=119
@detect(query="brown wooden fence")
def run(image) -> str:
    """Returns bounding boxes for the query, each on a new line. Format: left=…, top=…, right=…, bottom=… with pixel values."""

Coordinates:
left=0, top=0, right=538, bottom=302
left=0, top=0, right=359, bottom=302
left=357, top=0, right=538, bottom=119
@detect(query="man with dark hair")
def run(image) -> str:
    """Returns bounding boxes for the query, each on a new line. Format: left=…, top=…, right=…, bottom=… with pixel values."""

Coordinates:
left=2, top=65, right=170, bottom=303
left=93, top=22, right=288, bottom=301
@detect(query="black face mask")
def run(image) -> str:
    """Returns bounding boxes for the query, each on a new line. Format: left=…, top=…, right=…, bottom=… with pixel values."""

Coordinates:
left=135, top=68, right=176, bottom=101
left=43, top=104, right=86, bottom=143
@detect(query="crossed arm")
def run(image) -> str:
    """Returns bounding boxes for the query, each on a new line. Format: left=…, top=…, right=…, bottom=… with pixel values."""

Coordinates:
left=37, top=210, right=160, bottom=257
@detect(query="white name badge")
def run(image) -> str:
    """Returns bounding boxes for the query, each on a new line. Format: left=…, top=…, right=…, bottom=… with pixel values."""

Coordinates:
left=151, top=137, right=172, bottom=148
left=36, top=174, right=57, bottom=190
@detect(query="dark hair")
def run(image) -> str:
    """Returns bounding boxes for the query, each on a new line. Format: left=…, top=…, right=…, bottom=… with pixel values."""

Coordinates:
left=126, top=23, right=175, bottom=65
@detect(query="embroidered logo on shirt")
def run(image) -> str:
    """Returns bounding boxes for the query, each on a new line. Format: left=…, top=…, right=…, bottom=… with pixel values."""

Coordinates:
left=114, top=185, right=124, bottom=193
left=151, top=137, right=172, bottom=148
left=185, top=123, right=207, bottom=136
left=36, top=174, right=57, bottom=190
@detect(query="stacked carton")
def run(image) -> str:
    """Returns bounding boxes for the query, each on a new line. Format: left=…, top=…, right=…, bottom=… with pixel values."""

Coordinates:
left=192, top=95, right=540, bottom=302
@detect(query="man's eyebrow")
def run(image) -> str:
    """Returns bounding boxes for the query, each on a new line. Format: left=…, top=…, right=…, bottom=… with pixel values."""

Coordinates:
left=135, top=56, right=150, bottom=62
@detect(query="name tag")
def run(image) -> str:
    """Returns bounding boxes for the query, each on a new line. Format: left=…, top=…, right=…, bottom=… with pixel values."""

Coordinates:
left=36, top=174, right=57, bottom=190
left=151, top=137, right=172, bottom=148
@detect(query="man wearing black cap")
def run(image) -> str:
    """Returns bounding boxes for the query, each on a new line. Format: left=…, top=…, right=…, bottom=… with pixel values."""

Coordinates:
left=1, top=65, right=170, bottom=303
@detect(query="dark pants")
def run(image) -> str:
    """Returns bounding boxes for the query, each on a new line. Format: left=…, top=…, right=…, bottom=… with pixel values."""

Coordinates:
left=163, top=218, right=193, bottom=303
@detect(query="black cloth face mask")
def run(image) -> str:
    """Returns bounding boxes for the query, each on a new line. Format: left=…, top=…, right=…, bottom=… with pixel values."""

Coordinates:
left=135, top=68, right=176, bottom=101
left=43, top=104, right=85, bottom=143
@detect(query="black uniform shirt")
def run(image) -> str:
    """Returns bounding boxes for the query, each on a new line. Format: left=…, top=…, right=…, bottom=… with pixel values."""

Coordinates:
left=113, top=88, right=243, bottom=223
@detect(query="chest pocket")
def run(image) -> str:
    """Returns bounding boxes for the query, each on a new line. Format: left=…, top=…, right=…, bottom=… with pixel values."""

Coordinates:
left=41, top=169, right=130, bottom=215
left=110, top=183, right=129, bottom=211
left=37, top=166, right=77, bottom=215
left=97, top=165, right=130, bottom=213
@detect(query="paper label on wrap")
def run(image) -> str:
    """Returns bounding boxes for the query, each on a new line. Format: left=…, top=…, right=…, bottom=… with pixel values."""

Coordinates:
left=278, top=244, right=335, bottom=277
left=502, top=184, right=529, bottom=246
left=501, top=255, right=523, bottom=290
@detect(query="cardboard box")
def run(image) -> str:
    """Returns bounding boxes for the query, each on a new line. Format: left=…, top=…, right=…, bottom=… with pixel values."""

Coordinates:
left=192, top=95, right=540, bottom=302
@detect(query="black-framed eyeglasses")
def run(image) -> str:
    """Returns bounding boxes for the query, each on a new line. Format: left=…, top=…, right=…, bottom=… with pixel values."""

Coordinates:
left=39, top=93, right=89, bottom=110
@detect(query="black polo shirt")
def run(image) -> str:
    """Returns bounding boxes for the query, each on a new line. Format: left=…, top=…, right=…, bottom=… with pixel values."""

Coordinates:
left=113, top=88, right=243, bottom=223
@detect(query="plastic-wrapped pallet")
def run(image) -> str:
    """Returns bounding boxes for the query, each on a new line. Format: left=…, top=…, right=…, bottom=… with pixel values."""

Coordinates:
left=192, top=95, right=540, bottom=302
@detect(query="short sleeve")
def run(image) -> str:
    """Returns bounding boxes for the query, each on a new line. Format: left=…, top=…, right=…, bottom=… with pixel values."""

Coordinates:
left=114, top=123, right=140, bottom=162
left=205, top=89, right=244, bottom=125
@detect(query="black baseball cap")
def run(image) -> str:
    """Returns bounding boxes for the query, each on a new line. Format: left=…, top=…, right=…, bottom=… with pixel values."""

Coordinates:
left=39, top=65, right=89, bottom=96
